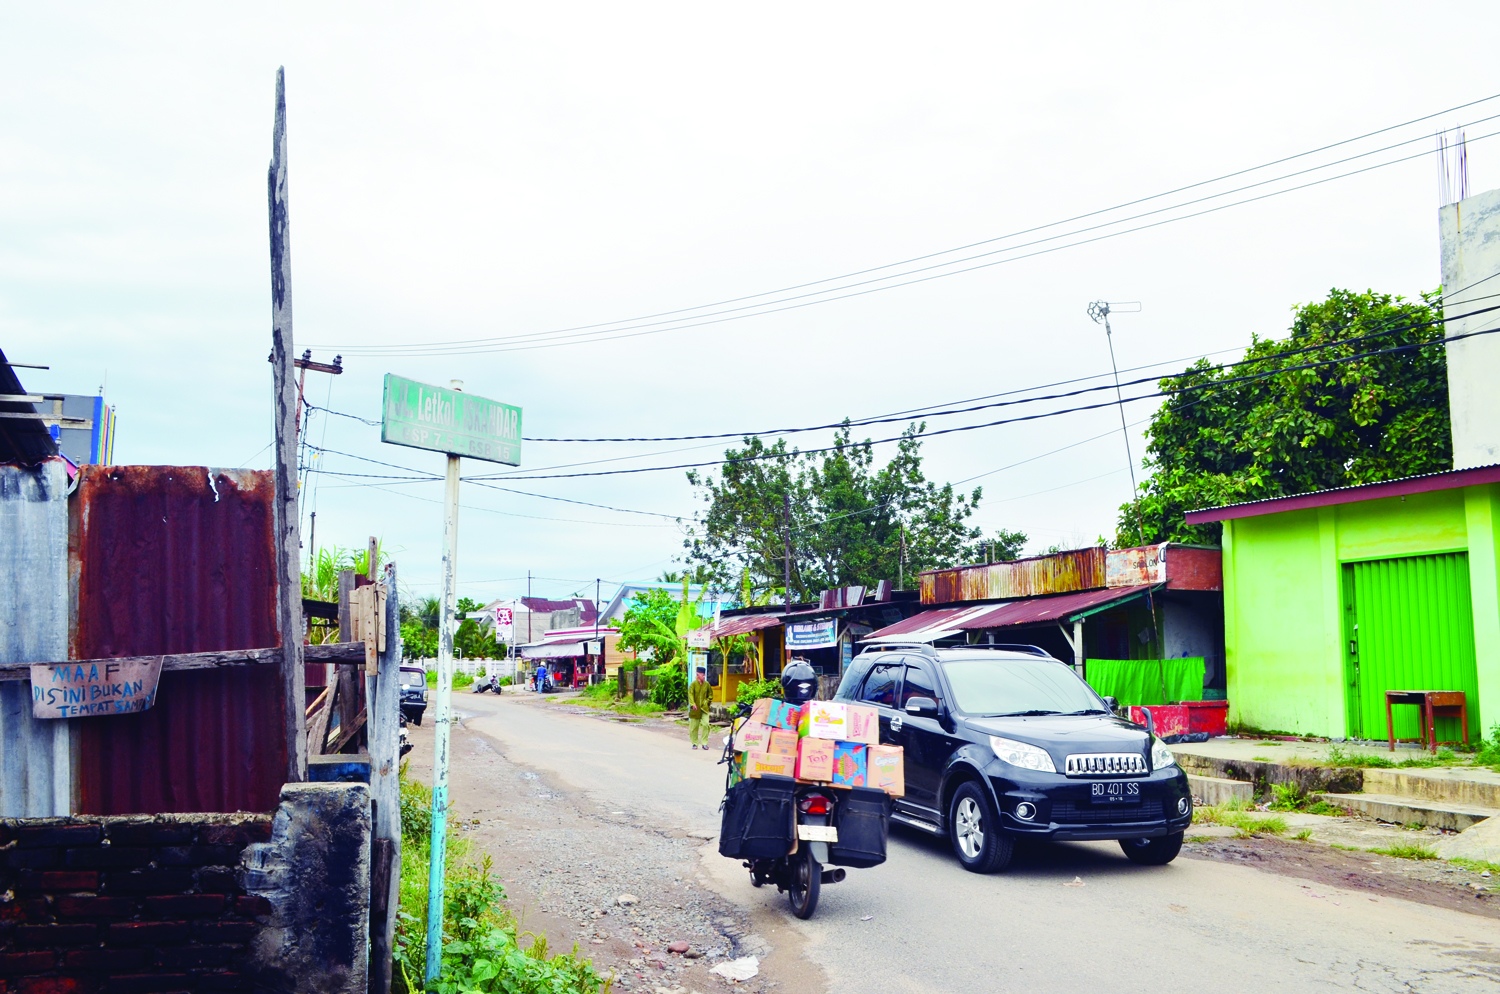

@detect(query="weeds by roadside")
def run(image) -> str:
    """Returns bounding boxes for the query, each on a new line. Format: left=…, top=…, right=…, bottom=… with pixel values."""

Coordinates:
left=1265, top=781, right=1348, bottom=817
left=1449, top=857, right=1500, bottom=875
left=1293, top=829, right=1313, bottom=841
left=1192, top=803, right=1288, bottom=837
left=573, top=682, right=667, bottom=717
left=1367, top=842, right=1439, bottom=861
left=394, top=762, right=611, bottom=994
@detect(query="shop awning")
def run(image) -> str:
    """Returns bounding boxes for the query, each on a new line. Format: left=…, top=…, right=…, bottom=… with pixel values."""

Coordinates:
left=862, top=585, right=1159, bottom=642
left=517, top=634, right=596, bottom=659
left=704, top=613, right=785, bottom=639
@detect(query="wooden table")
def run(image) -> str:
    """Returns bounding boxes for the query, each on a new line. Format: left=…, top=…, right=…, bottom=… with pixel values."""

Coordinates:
left=1383, top=690, right=1469, bottom=754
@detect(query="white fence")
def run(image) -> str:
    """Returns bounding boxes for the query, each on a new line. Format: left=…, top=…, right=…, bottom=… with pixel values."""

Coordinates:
left=411, top=657, right=520, bottom=680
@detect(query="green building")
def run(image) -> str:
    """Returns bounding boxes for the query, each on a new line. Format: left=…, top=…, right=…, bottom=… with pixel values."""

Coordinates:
left=1186, top=465, right=1500, bottom=743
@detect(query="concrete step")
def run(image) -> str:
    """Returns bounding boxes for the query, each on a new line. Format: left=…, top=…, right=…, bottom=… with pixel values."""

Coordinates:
left=1361, top=768, right=1500, bottom=810
left=1312, top=791, right=1498, bottom=832
left=1187, top=773, right=1253, bottom=806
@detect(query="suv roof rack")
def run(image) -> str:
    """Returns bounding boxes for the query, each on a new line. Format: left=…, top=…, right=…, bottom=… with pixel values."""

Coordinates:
left=858, top=641, right=1057, bottom=660
left=857, top=641, right=940, bottom=658
left=989, top=644, right=1053, bottom=657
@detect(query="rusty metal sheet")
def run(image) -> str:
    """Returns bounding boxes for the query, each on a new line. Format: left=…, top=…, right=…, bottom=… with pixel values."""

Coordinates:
left=1105, top=545, right=1164, bottom=587
left=1161, top=545, right=1223, bottom=591
left=69, top=465, right=285, bottom=814
left=920, top=547, right=1107, bottom=605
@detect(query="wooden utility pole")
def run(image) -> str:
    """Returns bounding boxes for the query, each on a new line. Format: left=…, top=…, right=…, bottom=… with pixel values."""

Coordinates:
left=268, top=66, right=308, bottom=783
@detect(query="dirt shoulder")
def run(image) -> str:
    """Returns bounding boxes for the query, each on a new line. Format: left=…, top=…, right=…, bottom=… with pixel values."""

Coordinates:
left=404, top=692, right=822, bottom=993
left=1181, top=834, right=1498, bottom=919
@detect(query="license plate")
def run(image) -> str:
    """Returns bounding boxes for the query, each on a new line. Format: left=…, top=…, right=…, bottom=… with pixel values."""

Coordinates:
left=1090, top=781, right=1141, bottom=804
left=797, top=824, right=838, bottom=842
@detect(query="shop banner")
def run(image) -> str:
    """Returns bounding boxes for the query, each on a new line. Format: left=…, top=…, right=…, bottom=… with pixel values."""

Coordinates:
left=786, top=619, right=839, bottom=650
left=493, top=605, right=514, bottom=643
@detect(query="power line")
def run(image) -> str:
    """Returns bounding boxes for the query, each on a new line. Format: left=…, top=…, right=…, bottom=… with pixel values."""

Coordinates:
left=311, top=93, right=1500, bottom=356
left=473, top=318, right=1500, bottom=481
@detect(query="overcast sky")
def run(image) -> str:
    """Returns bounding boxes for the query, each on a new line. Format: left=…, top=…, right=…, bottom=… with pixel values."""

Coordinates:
left=4, top=3, right=1498, bottom=605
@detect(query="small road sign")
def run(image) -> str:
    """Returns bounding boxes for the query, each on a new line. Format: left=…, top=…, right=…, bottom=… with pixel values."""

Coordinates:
left=381, top=373, right=522, bottom=465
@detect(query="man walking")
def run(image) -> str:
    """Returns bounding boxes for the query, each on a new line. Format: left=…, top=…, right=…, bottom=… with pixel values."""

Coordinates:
left=688, top=665, right=711, bottom=750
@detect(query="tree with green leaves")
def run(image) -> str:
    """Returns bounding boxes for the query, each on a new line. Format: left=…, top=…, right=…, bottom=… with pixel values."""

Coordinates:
left=684, top=422, right=1025, bottom=599
left=1118, top=288, right=1451, bottom=546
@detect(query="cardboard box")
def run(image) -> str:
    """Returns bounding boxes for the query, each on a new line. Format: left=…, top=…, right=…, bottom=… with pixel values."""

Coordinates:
left=794, top=737, right=836, bottom=781
left=751, top=698, right=800, bottom=731
left=766, top=728, right=798, bottom=758
left=867, top=744, right=905, bottom=797
left=728, top=749, right=747, bottom=787
left=797, top=700, right=848, bottom=740
left=831, top=741, right=867, bottom=787
left=734, top=721, right=771, bottom=754
left=843, top=704, right=879, bottom=745
left=743, top=752, right=796, bottom=779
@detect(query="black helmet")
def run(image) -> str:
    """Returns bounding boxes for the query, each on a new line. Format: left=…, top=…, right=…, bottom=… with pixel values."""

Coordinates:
left=780, top=659, right=818, bottom=704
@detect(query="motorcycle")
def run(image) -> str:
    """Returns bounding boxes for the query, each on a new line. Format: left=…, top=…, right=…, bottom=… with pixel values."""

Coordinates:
left=471, top=671, right=499, bottom=694
left=718, top=705, right=890, bottom=920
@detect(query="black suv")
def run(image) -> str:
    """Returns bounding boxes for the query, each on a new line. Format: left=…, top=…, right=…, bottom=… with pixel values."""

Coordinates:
left=834, top=643, right=1192, bottom=872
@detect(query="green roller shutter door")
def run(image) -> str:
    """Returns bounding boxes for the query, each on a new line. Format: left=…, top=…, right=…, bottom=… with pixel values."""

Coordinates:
left=1346, top=552, right=1478, bottom=743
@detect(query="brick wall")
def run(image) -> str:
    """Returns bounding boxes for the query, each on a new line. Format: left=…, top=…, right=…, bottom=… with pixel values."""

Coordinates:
left=0, top=815, right=273, bottom=994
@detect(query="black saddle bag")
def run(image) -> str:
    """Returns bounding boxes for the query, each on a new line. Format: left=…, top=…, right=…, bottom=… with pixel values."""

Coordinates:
left=828, top=786, right=892, bottom=868
left=719, top=775, right=797, bottom=860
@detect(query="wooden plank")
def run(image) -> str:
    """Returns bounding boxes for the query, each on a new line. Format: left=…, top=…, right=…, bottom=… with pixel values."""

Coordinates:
left=306, top=688, right=332, bottom=756
left=367, top=561, right=402, bottom=994
left=0, top=642, right=367, bottom=682
left=327, top=707, right=366, bottom=755
left=268, top=67, right=307, bottom=784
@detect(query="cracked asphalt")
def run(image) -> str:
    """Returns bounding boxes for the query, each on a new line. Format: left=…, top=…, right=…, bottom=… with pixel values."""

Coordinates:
left=410, top=689, right=1499, bottom=993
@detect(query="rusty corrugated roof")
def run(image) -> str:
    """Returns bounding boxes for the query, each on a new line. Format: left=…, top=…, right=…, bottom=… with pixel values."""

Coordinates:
left=70, top=465, right=287, bottom=815
left=864, top=585, right=1158, bottom=641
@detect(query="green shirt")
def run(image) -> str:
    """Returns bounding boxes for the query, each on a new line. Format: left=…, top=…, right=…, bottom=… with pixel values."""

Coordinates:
left=688, top=678, right=711, bottom=717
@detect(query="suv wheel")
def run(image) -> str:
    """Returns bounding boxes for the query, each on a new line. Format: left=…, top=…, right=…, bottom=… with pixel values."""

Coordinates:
left=948, top=782, right=1013, bottom=873
left=1119, top=832, right=1183, bottom=866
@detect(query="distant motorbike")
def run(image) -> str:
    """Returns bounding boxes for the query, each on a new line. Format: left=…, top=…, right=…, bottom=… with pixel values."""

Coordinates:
left=472, top=671, right=499, bottom=694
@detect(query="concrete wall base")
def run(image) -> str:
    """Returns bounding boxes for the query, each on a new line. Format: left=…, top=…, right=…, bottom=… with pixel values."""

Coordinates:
left=240, top=782, right=371, bottom=994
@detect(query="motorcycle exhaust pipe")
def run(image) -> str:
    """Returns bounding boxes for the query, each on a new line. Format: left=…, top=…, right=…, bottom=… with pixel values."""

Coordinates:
left=820, top=868, right=846, bottom=885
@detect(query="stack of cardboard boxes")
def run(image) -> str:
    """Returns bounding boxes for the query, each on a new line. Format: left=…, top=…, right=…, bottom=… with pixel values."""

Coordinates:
left=731, top=698, right=905, bottom=797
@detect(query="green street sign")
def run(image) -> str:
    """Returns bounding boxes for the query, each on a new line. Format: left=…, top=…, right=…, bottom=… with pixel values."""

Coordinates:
left=381, top=374, right=522, bottom=465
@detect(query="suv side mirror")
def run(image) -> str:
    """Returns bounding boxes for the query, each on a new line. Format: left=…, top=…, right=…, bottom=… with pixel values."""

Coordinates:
left=905, top=696, right=939, bottom=716
left=1102, top=696, right=1119, bottom=714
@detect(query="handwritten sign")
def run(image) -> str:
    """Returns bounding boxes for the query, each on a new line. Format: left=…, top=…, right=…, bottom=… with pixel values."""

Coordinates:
left=30, top=657, right=164, bottom=719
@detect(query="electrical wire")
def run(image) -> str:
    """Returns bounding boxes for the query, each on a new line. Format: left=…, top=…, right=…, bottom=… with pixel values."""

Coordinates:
left=521, top=295, right=1500, bottom=442
left=310, top=93, right=1500, bottom=356
left=472, top=319, right=1500, bottom=481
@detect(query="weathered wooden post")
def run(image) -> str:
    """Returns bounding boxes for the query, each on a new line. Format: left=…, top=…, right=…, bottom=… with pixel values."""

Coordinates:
left=368, top=561, right=402, bottom=994
left=268, top=66, right=308, bottom=783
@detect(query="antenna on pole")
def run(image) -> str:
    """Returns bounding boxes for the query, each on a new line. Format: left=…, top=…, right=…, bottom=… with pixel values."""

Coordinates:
left=1089, top=300, right=1164, bottom=698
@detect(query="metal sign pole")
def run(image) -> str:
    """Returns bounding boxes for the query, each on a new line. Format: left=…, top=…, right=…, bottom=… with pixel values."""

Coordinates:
left=426, top=420, right=463, bottom=982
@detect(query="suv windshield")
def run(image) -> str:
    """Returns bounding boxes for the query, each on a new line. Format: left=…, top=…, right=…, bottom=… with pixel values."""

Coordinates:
left=941, top=657, right=1103, bottom=716
left=400, top=670, right=426, bottom=688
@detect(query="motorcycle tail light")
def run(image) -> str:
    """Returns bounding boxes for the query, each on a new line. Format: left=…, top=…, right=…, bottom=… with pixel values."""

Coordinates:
left=800, top=796, right=829, bottom=815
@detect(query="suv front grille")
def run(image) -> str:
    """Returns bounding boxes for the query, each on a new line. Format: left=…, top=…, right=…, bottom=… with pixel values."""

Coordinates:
left=1052, top=799, right=1163, bottom=824
left=1064, top=753, right=1147, bottom=776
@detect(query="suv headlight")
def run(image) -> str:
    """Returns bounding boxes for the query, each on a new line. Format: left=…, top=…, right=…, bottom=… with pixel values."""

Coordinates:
left=1151, top=738, right=1176, bottom=770
left=989, top=735, right=1057, bottom=773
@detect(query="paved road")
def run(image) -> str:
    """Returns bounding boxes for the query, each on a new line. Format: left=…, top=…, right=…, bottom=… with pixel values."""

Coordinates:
left=462, top=692, right=1499, bottom=993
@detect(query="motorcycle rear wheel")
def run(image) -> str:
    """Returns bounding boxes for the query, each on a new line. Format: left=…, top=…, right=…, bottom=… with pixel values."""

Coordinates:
left=787, top=847, right=821, bottom=919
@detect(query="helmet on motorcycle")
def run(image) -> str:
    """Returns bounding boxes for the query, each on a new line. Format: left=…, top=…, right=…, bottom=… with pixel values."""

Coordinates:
left=780, top=659, right=818, bottom=704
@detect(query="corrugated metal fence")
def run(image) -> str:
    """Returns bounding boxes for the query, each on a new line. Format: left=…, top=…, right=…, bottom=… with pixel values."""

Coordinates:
left=0, top=460, right=72, bottom=816
left=69, top=466, right=287, bottom=814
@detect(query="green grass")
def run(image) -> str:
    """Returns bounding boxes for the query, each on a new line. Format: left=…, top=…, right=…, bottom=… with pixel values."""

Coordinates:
left=1293, top=829, right=1314, bottom=841
left=394, top=763, right=609, bottom=994
left=1449, top=857, right=1500, bottom=875
left=1368, top=842, right=1439, bottom=860
left=1318, top=744, right=1466, bottom=770
left=572, top=682, right=666, bottom=716
left=1331, top=843, right=1360, bottom=851
left=1252, top=756, right=1273, bottom=762
left=423, top=670, right=475, bottom=690
left=1192, top=803, right=1288, bottom=837
left=1186, top=835, right=1212, bottom=844
left=1302, top=800, right=1348, bottom=817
